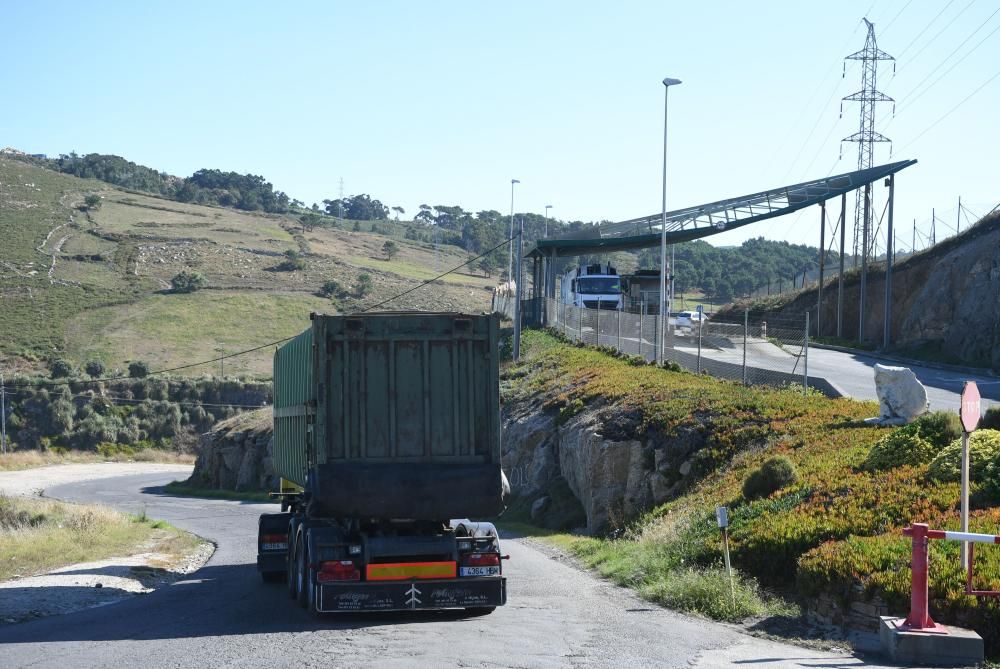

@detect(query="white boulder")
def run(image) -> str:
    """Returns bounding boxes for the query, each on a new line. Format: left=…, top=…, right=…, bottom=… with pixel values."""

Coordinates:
left=871, top=364, right=929, bottom=425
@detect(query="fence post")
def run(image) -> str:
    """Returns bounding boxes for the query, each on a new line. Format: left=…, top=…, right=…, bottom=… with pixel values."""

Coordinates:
left=742, top=309, right=749, bottom=385
left=596, top=300, right=601, bottom=347
left=577, top=303, right=583, bottom=342
left=639, top=304, right=645, bottom=359
left=697, top=320, right=703, bottom=374
left=617, top=308, right=622, bottom=352
left=803, top=312, right=810, bottom=394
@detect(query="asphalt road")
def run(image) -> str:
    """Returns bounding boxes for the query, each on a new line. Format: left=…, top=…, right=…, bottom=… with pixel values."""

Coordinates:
left=0, top=470, right=906, bottom=669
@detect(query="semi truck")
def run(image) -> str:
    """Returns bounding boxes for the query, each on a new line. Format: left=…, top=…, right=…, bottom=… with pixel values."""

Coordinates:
left=560, top=263, right=622, bottom=309
left=256, top=312, right=509, bottom=615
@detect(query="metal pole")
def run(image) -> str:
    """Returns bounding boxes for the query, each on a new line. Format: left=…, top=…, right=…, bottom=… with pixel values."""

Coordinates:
left=578, top=301, right=583, bottom=342
left=513, top=220, right=524, bottom=360
left=883, top=174, right=895, bottom=350
left=903, top=523, right=936, bottom=629
left=742, top=309, right=748, bottom=385
left=617, top=307, right=622, bottom=352
left=1, top=373, right=7, bottom=455
left=803, top=312, right=809, bottom=394
left=961, top=430, right=970, bottom=569
left=639, top=303, right=645, bottom=359
left=957, top=196, right=961, bottom=234
left=859, top=184, right=870, bottom=343
left=818, top=201, right=825, bottom=337
left=837, top=192, right=846, bottom=338
left=596, top=299, right=601, bottom=346
left=507, top=179, right=519, bottom=282
left=658, top=78, right=681, bottom=364
left=697, top=317, right=703, bottom=374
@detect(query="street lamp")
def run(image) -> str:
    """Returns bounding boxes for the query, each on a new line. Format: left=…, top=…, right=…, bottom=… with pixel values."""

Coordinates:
left=658, top=77, right=682, bottom=365
left=544, top=204, right=553, bottom=238
left=508, top=179, right=520, bottom=281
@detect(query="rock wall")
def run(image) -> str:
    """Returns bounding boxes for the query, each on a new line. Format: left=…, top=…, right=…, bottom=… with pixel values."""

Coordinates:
left=728, top=214, right=1000, bottom=370
left=187, top=409, right=276, bottom=492
left=503, top=395, right=706, bottom=535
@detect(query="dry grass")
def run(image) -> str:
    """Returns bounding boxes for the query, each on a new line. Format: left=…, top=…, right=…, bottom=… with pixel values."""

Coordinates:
left=0, top=494, right=199, bottom=581
left=0, top=450, right=195, bottom=472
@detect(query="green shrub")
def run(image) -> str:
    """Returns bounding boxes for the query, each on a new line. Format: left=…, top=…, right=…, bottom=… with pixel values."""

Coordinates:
left=862, top=423, right=936, bottom=471
left=927, top=429, right=1000, bottom=482
left=742, top=456, right=798, bottom=500
left=275, top=250, right=305, bottom=271
left=84, top=361, right=105, bottom=378
left=913, top=411, right=963, bottom=448
left=319, top=280, right=341, bottom=298
left=128, top=361, right=150, bottom=378
left=170, top=270, right=206, bottom=293
left=355, top=273, right=373, bottom=296
left=49, top=359, right=74, bottom=378
left=981, top=406, right=1000, bottom=431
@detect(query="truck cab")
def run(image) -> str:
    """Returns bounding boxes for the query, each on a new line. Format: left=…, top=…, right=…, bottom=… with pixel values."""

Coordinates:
left=561, top=263, right=622, bottom=310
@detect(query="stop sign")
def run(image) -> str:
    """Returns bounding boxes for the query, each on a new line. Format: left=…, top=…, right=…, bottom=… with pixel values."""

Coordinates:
left=960, top=381, right=981, bottom=433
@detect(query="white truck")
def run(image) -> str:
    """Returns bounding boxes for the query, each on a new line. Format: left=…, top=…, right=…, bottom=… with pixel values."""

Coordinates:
left=560, top=263, right=623, bottom=310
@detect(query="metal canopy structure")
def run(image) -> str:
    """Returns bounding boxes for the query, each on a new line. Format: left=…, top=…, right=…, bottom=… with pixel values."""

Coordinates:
left=527, top=159, right=916, bottom=258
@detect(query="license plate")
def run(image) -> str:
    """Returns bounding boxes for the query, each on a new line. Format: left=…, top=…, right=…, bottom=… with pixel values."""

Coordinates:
left=460, top=566, right=500, bottom=577
left=262, top=542, right=287, bottom=551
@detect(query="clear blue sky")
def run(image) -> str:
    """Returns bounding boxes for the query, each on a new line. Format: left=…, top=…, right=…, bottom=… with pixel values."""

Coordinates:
left=3, top=1, right=997, bottom=251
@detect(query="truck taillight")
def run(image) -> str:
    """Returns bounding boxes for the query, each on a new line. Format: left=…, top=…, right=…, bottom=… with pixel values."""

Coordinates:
left=317, top=560, right=360, bottom=582
left=261, top=533, right=288, bottom=550
left=462, top=553, right=500, bottom=567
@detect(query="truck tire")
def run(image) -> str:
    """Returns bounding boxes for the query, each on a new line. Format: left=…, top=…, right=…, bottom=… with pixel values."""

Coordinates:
left=295, top=530, right=309, bottom=609
left=286, top=519, right=300, bottom=599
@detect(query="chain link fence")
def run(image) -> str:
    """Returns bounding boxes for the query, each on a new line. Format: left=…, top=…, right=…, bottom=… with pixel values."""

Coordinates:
left=543, top=298, right=838, bottom=396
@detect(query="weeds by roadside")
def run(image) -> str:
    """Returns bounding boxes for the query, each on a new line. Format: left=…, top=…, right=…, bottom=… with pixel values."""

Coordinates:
left=0, top=450, right=194, bottom=472
left=0, top=494, right=199, bottom=581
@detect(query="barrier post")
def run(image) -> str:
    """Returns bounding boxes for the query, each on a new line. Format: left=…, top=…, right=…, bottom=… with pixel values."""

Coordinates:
left=900, top=523, right=945, bottom=632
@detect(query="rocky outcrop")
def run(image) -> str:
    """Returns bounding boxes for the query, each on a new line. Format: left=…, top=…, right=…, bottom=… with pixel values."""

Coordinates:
left=188, top=409, right=276, bottom=492
left=503, top=396, right=707, bottom=535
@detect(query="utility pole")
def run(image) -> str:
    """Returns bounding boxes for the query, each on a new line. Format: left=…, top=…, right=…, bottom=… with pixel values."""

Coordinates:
left=841, top=18, right=894, bottom=267
left=912, top=218, right=916, bottom=255
left=931, top=208, right=936, bottom=245
left=818, top=200, right=826, bottom=337
left=508, top=179, right=520, bottom=282
left=957, top=196, right=961, bottom=234
left=837, top=192, right=846, bottom=338
left=883, top=174, right=895, bottom=350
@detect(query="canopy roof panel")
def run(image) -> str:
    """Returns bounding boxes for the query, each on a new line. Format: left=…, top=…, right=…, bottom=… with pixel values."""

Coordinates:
left=529, top=160, right=916, bottom=258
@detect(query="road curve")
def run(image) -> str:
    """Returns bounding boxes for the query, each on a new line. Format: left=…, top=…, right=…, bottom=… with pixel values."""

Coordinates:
left=0, top=471, right=899, bottom=668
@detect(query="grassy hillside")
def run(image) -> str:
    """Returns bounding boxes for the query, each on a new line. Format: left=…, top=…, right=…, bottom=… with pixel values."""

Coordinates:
left=0, top=157, right=496, bottom=375
left=505, top=331, right=1000, bottom=654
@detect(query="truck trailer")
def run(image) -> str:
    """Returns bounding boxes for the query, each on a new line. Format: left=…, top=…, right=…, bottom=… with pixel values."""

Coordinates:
left=257, top=312, right=509, bottom=615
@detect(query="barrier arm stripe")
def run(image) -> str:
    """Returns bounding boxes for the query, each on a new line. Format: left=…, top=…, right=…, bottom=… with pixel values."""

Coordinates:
left=903, top=527, right=1000, bottom=544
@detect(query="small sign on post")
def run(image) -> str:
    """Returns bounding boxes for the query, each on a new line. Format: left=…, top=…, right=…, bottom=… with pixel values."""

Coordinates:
left=959, top=381, right=981, bottom=569
left=716, top=506, right=735, bottom=609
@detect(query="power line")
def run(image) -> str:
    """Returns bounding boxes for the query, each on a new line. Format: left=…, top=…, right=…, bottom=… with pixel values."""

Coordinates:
left=881, top=0, right=914, bottom=35
left=895, top=66, right=1000, bottom=153
left=359, top=233, right=515, bottom=313
left=901, top=0, right=977, bottom=69
left=4, top=233, right=519, bottom=388
left=894, top=0, right=957, bottom=60
left=890, top=7, right=1000, bottom=118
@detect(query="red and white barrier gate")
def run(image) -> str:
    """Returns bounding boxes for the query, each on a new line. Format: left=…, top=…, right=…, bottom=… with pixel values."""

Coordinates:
left=899, top=523, right=1000, bottom=633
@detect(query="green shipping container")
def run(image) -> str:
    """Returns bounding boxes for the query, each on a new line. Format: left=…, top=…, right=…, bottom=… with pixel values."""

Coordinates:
left=272, top=312, right=504, bottom=520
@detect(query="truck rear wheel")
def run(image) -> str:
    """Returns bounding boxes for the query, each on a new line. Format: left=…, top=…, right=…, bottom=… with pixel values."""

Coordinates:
left=295, top=530, right=309, bottom=609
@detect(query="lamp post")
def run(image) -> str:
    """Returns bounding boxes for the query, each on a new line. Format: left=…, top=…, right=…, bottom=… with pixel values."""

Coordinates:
left=658, top=77, right=682, bottom=364
left=508, top=179, right=520, bottom=282
left=544, top=204, right=552, bottom=238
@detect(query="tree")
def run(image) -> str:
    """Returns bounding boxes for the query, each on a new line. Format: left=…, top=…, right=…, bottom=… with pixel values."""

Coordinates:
left=319, top=280, right=341, bottom=298
left=392, top=206, right=405, bottom=221
left=83, top=194, right=102, bottom=210
left=128, top=361, right=150, bottom=378
left=50, top=359, right=74, bottom=378
left=356, top=273, right=373, bottom=296
left=85, top=361, right=105, bottom=378
left=299, top=212, right=322, bottom=232
left=352, top=221, right=361, bottom=232
left=382, top=240, right=399, bottom=260
left=276, top=250, right=305, bottom=271
left=170, top=270, right=206, bottom=293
